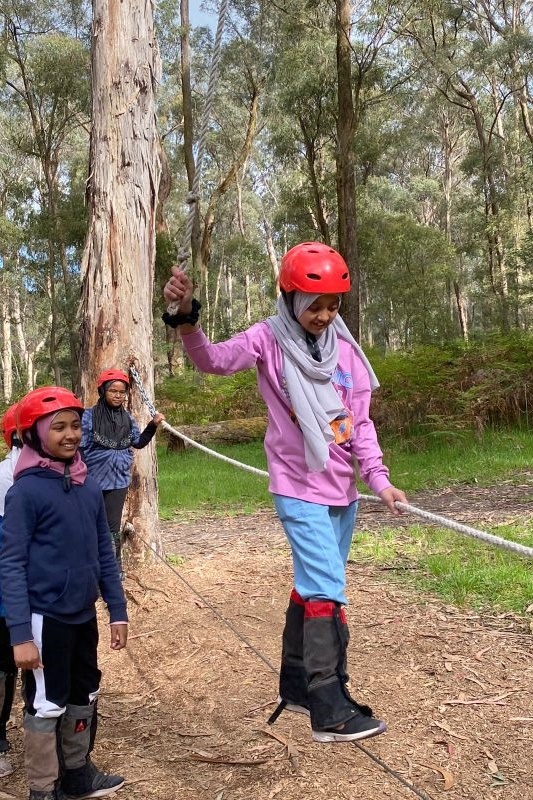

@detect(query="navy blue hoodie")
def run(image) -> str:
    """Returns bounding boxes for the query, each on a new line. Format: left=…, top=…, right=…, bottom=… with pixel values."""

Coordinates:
left=0, top=467, right=127, bottom=645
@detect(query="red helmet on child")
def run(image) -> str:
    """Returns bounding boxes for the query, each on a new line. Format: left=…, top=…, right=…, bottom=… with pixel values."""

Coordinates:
left=97, top=369, right=130, bottom=389
left=17, top=387, right=84, bottom=434
left=279, top=242, right=351, bottom=294
left=2, top=402, right=19, bottom=447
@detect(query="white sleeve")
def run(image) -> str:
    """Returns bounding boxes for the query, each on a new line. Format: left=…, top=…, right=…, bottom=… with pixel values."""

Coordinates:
left=0, top=450, right=18, bottom=516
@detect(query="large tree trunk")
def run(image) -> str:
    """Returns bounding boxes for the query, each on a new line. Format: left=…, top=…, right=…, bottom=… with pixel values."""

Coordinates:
left=78, top=0, right=163, bottom=561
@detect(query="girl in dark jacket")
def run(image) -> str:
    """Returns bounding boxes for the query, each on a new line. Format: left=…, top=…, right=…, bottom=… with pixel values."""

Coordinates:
left=1, top=386, right=128, bottom=800
left=81, top=369, right=164, bottom=575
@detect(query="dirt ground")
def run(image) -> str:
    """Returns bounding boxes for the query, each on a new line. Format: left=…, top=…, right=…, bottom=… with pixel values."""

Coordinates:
left=3, top=475, right=533, bottom=800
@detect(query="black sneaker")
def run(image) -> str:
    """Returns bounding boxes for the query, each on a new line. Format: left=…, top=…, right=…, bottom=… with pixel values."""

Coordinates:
left=312, top=712, right=387, bottom=743
left=62, top=761, right=125, bottom=799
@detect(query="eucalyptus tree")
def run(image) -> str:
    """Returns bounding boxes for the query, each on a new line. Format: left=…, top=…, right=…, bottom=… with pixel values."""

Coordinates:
left=1, top=3, right=90, bottom=383
left=400, top=0, right=533, bottom=332
left=158, top=0, right=272, bottom=345
left=78, top=0, right=163, bottom=560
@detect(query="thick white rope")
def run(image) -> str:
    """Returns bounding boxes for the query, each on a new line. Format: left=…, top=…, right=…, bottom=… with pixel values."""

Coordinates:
left=167, top=0, right=230, bottom=314
left=160, top=419, right=269, bottom=476
left=129, top=365, right=533, bottom=560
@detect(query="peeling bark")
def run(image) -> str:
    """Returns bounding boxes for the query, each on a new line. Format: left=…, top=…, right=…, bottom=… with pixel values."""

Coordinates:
left=79, top=0, right=163, bottom=561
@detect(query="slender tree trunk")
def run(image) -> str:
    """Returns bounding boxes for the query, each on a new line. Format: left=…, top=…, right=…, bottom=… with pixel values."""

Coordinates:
left=441, top=112, right=468, bottom=340
left=298, top=115, right=331, bottom=245
left=225, top=263, right=233, bottom=331
left=210, top=256, right=225, bottom=340
left=1, top=281, right=12, bottom=402
left=12, top=289, right=48, bottom=391
left=335, top=0, right=360, bottom=340
left=79, top=0, right=163, bottom=561
left=245, top=272, right=251, bottom=323
left=262, top=217, right=280, bottom=295
left=47, top=260, right=62, bottom=386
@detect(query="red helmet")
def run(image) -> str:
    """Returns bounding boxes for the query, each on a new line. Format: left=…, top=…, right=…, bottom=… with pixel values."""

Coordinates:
left=2, top=402, right=19, bottom=447
left=279, top=242, right=351, bottom=294
left=17, top=387, right=84, bottom=434
left=97, top=369, right=130, bottom=389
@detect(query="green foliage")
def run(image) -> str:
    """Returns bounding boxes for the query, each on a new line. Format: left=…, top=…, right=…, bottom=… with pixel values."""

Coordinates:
left=157, top=369, right=265, bottom=425
left=155, top=334, right=533, bottom=440
left=379, top=428, right=533, bottom=492
left=370, top=335, right=533, bottom=437
left=25, top=34, right=89, bottom=110
left=359, top=206, right=456, bottom=347
left=158, top=345, right=533, bottom=455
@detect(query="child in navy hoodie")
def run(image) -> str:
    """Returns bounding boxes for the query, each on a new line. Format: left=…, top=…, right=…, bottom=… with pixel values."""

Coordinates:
left=0, top=387, right=128, bottom=800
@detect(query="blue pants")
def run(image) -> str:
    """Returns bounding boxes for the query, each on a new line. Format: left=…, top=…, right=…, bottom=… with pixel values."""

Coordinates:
left=273, top=495, right=358, bottom=605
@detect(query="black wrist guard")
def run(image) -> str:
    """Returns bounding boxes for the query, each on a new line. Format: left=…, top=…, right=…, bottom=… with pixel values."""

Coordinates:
left=162, top=298, right=202, bottom=328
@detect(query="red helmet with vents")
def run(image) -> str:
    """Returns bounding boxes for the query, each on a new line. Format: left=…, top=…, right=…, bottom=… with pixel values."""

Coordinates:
left=279, top=242, right=351, bottom=294
left=2, top=402, right=19, bottom=447
left=17, top=387, right=84, bottom=434
left=97, top=369, right=130, bottom=389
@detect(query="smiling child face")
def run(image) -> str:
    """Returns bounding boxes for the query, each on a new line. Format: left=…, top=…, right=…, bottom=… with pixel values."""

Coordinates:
left=45, top=410, right=82, bottom=459
left=297, top=293, right=340, bottom=335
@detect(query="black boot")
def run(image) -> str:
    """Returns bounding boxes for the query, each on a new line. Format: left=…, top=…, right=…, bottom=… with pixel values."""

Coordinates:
left=268, top=589, right=309, bottom=724
left=61, top=760, right=124, bottom=799
left=29, top=791, right=66, bottom=800
left=60, top=704, right=124, bottom=799
left=304, top=600, right=386, bottom=742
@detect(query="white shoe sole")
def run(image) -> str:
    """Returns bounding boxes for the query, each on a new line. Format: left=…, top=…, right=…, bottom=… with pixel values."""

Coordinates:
left=65, top=781, right=125, bottom=799
left=312, top=721, right=387, bottom=743
left=276, top=696, right=310, bottom=716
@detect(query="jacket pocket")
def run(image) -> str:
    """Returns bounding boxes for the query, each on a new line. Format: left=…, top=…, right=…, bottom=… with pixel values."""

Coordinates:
left=36, top=565, right=100, bottom=615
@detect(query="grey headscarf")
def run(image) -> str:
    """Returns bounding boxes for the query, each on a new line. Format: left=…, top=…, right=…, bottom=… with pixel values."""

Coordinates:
left=267, top=293, right=379, bottom=472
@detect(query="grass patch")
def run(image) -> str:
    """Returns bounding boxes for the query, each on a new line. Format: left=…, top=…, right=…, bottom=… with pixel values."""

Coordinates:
left=157, top=428, right=533, bottom=615
left=158, top=427, right=533, bottom=517
left=158, top=428, right=533, bottom=514
left=157, top=442, right=270, bottom=519
left=351, top=521, right=533, bottom=614
left=374, top=427, right=533, bottom=493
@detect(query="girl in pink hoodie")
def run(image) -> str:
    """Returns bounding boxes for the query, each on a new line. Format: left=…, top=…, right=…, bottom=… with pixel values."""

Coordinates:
left=163, top=242, right=407, bottom=743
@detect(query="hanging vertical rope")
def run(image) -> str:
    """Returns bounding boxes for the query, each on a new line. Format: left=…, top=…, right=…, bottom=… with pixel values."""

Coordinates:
left=167, top=0, right=230, bottom=314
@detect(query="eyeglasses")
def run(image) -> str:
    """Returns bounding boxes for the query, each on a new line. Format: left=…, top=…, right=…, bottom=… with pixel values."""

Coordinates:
left=106, top=389, right=127, bottom=397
